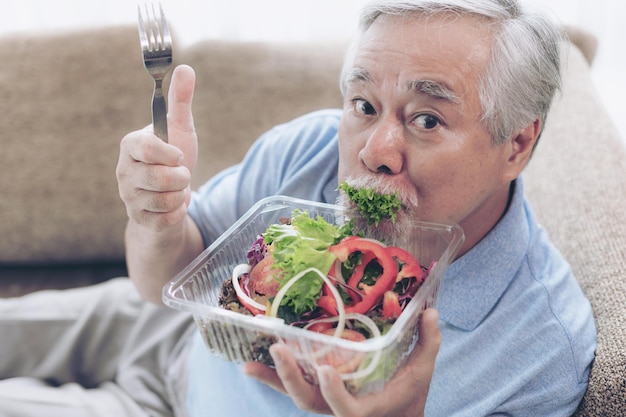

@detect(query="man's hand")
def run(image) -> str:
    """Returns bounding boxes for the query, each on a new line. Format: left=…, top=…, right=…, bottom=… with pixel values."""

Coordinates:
left=117, top=64, right=198, bottom=232
left=243, top=308, right=441, bottom=417
left=116, top=64, right=204, bottom=303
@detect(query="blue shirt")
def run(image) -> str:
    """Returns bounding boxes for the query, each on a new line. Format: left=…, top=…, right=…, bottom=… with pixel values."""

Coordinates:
left=186, top=109, right=596, bottom=417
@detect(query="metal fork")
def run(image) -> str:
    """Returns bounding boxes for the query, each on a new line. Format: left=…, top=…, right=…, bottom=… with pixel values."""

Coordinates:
left=137, top=3, right=173, bottom=142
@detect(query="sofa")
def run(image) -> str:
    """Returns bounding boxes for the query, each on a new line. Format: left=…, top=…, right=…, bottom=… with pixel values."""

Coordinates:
left=0, top=23, right=624, bottom=415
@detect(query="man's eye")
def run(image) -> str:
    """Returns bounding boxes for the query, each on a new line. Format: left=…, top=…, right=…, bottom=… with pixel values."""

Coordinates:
left=415, top=114, right=440, bottom=129
left=353, top=99, right=376, bottom=116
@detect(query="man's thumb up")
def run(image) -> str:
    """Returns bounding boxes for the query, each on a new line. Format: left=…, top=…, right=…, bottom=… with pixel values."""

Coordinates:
left=167, top=64, right=198, bottom=177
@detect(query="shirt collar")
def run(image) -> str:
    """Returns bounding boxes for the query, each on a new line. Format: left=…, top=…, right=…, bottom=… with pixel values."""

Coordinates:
left=437, top=178, right=530, bottom=330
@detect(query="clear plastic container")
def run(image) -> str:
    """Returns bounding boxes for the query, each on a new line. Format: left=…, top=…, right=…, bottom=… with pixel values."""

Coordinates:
left=163, top=196, right=464, bottom=394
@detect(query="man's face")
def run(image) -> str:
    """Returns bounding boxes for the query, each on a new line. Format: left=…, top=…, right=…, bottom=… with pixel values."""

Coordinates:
left=338, top=13, right=520, bottom=253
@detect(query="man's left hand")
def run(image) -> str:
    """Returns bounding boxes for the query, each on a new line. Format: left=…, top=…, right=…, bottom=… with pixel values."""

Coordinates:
left=243, top=308, right=441, bottom=417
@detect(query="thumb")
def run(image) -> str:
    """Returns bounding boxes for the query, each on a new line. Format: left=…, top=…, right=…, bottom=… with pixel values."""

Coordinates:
left=414, top=308, right=441, bottom=364
left=407, top=307, right=440, bottom=392
left=167, top=64, right=198, bottom=174
left=394, top=307, right=440, bottom=413
left=395, top=308, right=440, bottom=391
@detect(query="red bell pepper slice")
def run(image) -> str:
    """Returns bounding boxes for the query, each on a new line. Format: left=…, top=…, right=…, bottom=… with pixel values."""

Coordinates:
left=385, top=246, right=425, bottom=283
left=329, top=237, right=398, bottom=314
left=322, top=260, right=338, bottom=297
left=346, top=251, right=376, bottom=290
left=322, top=260, right=362, bottom=305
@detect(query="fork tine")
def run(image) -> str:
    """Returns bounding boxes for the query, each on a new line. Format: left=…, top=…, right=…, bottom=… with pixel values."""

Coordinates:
left=137, top=5, right=148, bottom=49
left=143, top=3, right=157, bottom=51
left=138, top=3, right=169, bottom=52
left=159, top=3, right=171, bottom=49
left=147, top=3, right=160, bottom=50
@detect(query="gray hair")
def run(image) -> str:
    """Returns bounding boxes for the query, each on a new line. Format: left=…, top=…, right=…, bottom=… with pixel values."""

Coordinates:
left=340, top=0, right=565, bottom=144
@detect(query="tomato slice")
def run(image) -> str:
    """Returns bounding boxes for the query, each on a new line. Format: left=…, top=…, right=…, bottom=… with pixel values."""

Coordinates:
left=307, top=321, right=334, bottom=333
left=382, top=290, right=402, bottom=319
left=321, top=328, right=367, bottom=342
left=317, top=295, right=339, bottom=316
left=317, top=328, right=367, bottom=373
left=247, top=256, right=280, bottom=304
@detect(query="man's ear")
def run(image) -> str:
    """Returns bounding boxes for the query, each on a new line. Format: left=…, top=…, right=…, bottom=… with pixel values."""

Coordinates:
left=503, top=119, right=541, bottom=181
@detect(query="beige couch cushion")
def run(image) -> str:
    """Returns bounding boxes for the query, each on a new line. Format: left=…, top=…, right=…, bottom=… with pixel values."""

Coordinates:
left=0, top=26, right=151, bottom=264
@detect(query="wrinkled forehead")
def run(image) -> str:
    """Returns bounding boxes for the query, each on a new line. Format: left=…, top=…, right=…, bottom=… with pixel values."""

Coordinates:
left=341, top=12, right=496, bottom=95
left=360, top=12, right=497, bottom=56
left=358, top=4, right=502, bottom=33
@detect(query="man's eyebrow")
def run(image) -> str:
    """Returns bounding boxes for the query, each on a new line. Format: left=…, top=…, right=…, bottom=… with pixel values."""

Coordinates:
left=343, top=68, right=460, bottom=104
left=407, top=79, right=460, bottom=103
left=344, top=67, right=374, bottom=85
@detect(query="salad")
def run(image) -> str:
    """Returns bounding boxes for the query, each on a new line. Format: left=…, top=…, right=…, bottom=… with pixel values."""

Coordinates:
left=218, top=183, right=431, bottom=344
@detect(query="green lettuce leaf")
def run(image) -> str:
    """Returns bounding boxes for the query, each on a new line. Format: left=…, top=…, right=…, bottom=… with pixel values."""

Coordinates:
left=263, top=210, right=346, bottom=314
left=338, top=182, right=402, bottom=226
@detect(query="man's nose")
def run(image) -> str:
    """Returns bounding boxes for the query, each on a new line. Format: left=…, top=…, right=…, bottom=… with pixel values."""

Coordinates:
left=359, top=119, right=405, bottom=175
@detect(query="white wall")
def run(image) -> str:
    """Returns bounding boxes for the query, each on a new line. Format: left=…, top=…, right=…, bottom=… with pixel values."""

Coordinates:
left=1, top=0, right=623, bottom=140
left=525, top=0, right=626, bottom=143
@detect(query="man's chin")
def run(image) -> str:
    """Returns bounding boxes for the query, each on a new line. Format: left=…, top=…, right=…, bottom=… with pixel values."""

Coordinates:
left=352, top=218, right=400, bottom=240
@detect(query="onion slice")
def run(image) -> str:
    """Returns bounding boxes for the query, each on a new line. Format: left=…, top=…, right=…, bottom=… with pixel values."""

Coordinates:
left=231, top=263, right=267, bottom=313
left=269, top=267, right=346, bottom=338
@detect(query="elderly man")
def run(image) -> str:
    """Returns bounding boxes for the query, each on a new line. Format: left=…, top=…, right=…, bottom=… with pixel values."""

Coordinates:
left=0, top=0, right=595, bottom=416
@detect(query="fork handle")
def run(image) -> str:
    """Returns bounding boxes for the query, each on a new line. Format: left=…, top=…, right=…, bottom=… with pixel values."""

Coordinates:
left=152, top=79, right=168, bottom=142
